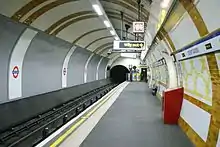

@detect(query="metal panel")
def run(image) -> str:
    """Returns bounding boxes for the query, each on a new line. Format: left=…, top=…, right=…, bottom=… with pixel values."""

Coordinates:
left=98, top=58, right=109, bottom=80
left=0, top=15, right=26, bottom=103
left=87, top=54, right=102, bottom=82
left=22, top=32, right=71, bottom=98
left=68, top=47, right=91, bottom=87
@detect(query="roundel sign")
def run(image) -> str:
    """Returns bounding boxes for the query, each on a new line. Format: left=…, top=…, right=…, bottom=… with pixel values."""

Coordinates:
left=12, top=66, right=19, bottom=78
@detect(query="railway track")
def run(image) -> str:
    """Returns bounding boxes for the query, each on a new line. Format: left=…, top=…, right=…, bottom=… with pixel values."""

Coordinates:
left=0, top=83, right=117, bottom=147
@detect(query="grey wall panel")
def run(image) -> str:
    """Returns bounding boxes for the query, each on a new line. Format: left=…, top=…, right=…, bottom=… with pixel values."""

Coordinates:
left=22, top=33, right=71, bottom=97
left=99, top=58, right=109, bottom=80
left=0, top=15, right=26, bottom=102
left=87, top=54, right=101, bottom=82
left=67, top=47, right=91, bottom=87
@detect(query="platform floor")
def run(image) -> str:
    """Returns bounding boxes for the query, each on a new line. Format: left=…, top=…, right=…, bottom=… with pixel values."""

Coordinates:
left=62, top=82, right=194, bottom=147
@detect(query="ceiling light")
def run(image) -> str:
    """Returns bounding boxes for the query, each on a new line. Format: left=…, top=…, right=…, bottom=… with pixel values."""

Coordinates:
left=104, top=20, right=111, bottom=27
left=92, top=4, right=103, bottom=15
left=110, top=30, right=115, bottom=35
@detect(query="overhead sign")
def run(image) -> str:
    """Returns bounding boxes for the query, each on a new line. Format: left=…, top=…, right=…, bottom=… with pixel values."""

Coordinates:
left=133, top=22, right=145, bottom=33
left=113, top=40, right=145, bottom=51
left=12, top=66, right=19, bottom=78
left=175, top=30, right=220, bottom=61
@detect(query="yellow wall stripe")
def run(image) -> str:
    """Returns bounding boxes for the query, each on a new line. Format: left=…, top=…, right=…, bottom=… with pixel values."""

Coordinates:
left=101, top=0, right=148, bottom=21
left=206, top=54, right=220, bottom=146
left=23, top=0, right=78, bottom=25
left=45, top=11, right=94, bottom=34
left=180, top=0, right=209, bottom=37
left=184, top=94, right=212, bottom=113
left=93, top=42, right=112, bottom=53
left=72, top=28, right=107, bottom=44
left=11, top=0, right=47, bottom=21
left=51, top=15, right=98, bottom=35
left=84, top=36, right=113, bottom=49
left=178, top=1, right=220, bottom=146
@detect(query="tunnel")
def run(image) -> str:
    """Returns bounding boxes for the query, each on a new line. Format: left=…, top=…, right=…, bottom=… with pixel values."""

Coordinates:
left=0, top=0, right=219, bottom=147
left=110, top=65, right=129, bottom=83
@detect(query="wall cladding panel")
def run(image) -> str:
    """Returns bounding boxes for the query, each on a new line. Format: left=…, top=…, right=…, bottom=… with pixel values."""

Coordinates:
left=196, top=0, right=220, bottom=32
left=87, top=54, right=101, bottom=82
left=67, top=47, right=91, bottom=87
left=98, top=58, right=108, bottom=80
left=0, top=15, right=26, bottom=103
left=169, top=13, right=200, bottom=50
left=22, top=32, right=71, bottom=98
left=180, top=99, right=211, bottom=141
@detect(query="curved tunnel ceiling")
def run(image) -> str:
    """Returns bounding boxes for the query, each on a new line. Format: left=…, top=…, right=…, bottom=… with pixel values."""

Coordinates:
left=0, top=0, right=166, bottom=58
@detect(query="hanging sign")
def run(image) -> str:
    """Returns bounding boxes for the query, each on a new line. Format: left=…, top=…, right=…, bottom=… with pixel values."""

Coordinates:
left=175, top=30, right=220, bottom=61
left=113, top=40, right=145, bottom=51
left=133, top=22, right=145, bottom=33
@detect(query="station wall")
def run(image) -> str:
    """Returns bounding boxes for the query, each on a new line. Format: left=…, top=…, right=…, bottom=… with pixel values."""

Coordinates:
left=146, top=0, right=220, bottom=146
left=0, top=14, right=109, bottom=104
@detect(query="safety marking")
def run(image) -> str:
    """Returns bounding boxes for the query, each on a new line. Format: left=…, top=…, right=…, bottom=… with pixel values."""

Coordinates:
left=49, top=82, right=128, bottom=147
left=12, top=66, right=19, bottom=78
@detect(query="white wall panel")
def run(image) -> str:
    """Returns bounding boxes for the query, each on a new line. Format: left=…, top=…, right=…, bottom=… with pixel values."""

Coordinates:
left=169, top=13, right=200, bottom=50
left=217, top=131, right=220, bottom=147
left=57, top=18, right=104, bottom=43
left=8, top=28, right=38, bottom=99
left=31, top=0, right=91, bottom=31
left=61, top=46, right=76, bottom=88
left=180, top=99, right=211, bottom=141
left=0, top=0, right=31, bottom=17
left=196, top=0, right=220, bottom=32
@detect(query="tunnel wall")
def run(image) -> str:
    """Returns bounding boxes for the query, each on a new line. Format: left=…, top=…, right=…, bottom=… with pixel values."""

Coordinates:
left=0, top=15, right=26, bottom=102
left=22, top=32, right=71, bottom=98
left=67, top=47, right=91, bottom=87
left=0, top=14, right=109, bottom=104
left=146, top=1, right=220, bottom=146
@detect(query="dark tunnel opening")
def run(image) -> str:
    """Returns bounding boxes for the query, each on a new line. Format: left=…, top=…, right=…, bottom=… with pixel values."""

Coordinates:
left=110, top=65, right=129, bottom=83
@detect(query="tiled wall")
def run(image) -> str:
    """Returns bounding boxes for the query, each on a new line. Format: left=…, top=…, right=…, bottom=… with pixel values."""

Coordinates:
left=147, top=0, right=220, bottom=146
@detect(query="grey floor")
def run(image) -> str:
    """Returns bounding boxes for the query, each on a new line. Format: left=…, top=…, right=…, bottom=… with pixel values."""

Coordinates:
left=80, top=82, right=194, bottom=147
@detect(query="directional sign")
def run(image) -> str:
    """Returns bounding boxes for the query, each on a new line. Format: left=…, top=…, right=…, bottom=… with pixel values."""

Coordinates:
left=113, top=40, right=145, bottom=51
left=12, top=66, right=19, bottom=78
left=133, top=22, right=145, bottom=33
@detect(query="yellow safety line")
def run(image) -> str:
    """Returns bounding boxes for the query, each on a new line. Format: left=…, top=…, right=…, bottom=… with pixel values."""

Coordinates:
left=50, top=83, right=125, bottom=147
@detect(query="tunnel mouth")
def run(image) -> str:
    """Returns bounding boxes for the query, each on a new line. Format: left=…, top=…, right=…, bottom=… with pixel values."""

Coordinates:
left=110, top=65, right=129, bottom=83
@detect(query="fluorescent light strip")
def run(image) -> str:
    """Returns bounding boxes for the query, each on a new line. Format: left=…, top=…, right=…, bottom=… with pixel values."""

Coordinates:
left=110, top=30, right=115, bottom=35
left=92, top=4, right=103, bottom=15
left=104, top=20, right=110, bottom=27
